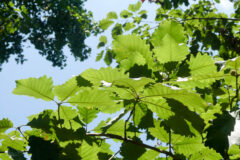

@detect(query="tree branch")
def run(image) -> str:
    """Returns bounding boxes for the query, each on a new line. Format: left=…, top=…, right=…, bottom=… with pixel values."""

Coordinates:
left=183, top=17, right=240, bottom=21
left=87, top=133, right=177, bottom=159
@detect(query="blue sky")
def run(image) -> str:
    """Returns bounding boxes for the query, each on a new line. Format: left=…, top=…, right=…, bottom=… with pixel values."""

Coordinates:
left=0, top=0, right=233, bottom=128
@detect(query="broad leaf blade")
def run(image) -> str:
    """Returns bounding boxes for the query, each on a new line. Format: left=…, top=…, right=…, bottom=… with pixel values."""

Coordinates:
left=12, top=75, right=54, bottom=101
left=68, top=88, right=120, bottom=113
left=143, top=84, right=207, bottom=112
left=189, top=54, right=217, bottom=76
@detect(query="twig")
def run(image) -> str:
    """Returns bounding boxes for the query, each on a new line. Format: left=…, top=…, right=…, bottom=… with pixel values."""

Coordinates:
left=108, top=150, right=120, bottom=160
left=124, top=100, right=138, bottom=139
left=183, top=17, right=240, bottom=21
left=57, top=103, right=63, bottom=128
left=102, top=108, right=130, bottom=133
left=16, top=127, right=28, bottom=141
left=230, top=73, right=239, bottom=110
left=87, top=133, right=178, bottom=159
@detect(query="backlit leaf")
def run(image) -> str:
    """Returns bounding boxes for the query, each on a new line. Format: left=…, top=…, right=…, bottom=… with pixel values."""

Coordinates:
left=12, top=75, right=54, bottom=101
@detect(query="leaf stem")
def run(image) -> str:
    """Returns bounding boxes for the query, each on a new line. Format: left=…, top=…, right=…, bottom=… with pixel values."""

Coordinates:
left=108, top=150, right=120, bottom=160
left=57, top=103, right=62, bottom=128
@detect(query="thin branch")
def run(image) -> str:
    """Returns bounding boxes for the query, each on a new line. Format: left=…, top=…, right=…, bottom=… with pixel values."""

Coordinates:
left=57, top=103, right=62, bottom=128
left=102, top=108, right=130, bottom=133
left=230, top=73, right=239, bottom=110
left=169, top=129, right=172, bottom=154
left=108, top=150, right=120, bottom=160
left=16, top=127, right=28, bottom=141
left=124, top=108, right=134, bottom=139
left=87, top=133, right=177, bottom=159
left=183, top=17, right=240, bottom=21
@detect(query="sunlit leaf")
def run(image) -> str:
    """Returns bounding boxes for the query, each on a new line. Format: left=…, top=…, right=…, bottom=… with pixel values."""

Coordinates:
left=12, top=75, right=54, bottom=101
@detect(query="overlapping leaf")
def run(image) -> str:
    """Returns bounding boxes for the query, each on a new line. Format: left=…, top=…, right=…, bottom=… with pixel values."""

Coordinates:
left=189, top=54, right=217, bottom=76
left=54, top=76, right=80, bottom=101
left=143, top=84, right=207, bottom=112
left=12, top=75, right=54, bottom=101
left=81, top=67, right=128, bottom=86
left=68, top=88, right=120, bottom=113
left=151, top=20, right=188, bottom=63
left=112, top=34, right=154, bottom=70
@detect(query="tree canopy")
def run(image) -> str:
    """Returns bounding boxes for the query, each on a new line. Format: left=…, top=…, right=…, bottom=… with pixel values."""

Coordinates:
left=0, top=0, right=99, bottom=70
left=1, top=0, right=240, bottom=159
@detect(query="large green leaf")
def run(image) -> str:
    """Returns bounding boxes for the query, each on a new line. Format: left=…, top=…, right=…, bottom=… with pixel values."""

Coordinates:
left=172, top=72, right=228, bottom=89
left=58, top=106, right=82, bottom=130
left=190, top=147, right=222, bottom=160
left=120, top=137, right=146, bottom=160
left=0, top=118, right=13, bottom=133
left=225, top=57, right=240, bottom=70
left=228, top=144, right=240, bottom=159
left=54, top=76, right=80, bottom=101
left=189, top=54, right=217, bottom=76
left=112, top=34, right=154, bottom=69
left=153, top=34, right=188, bottom=63
left=143, top=84, right=207, bottom=113
left=149, top=120, right=169, bottom=143
left=77, top=140, right=100, bottom=160
left=81, top=67, right=128, bottom=86
left=78, top=107, right=99, bottom=124
left=128, top=2, right=141, bottom=12
left=68, top=88, right=120, bottom=113
left=113, top=77, right=154, bottom=93
left=12, top=75, right=54, bottom=101
left=141, top=97, right=174, bottom=120
left=173, top=136, right=204, bottom=157
left=151, top=20, right=186, bottom=47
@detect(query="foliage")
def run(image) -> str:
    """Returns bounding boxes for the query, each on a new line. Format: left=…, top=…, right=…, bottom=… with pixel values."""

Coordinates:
left=0, top=0, right=100, bottom=70
left=2, top=0, right=240, bottom=159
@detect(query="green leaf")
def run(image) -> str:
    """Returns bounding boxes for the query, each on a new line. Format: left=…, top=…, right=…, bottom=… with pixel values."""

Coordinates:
left=153, top=34, right=188, bottom=63
left=96, top=50, right=104, bottom=61
left=54, top=76, right=80, bottom=101
left=27, top=110, right=57, bottom=133
left=140, top=97, right=174, bottom=120
left=28, top=136, right=61, bottom=160
left=0, top=118, right=13, bottom=133
left=7, top=147, right=26, bottom=160
left=228, top=144, right=240, bottom=159
left=106, top=11, right=118, bottom=19
left=99, top=18, right=114, bottom=30
left=113, top=77, right=154, bottom=93
left=151, top=20, right=186, bottom=47
left=120, top=10, right=133, bottom=18
left=112, top=34, right=154, bottom=69
left=189, top=54, right=217, bottom=76
left=138, top=149, right=159, bottom=160
left=144, top=84, right=207, bottom=113
left=225, top=57, right=240, bottom=71
left=97, top=36, right=107, bottom=49
left=0, top=153, right=11, bottom=160
left=68, top=88, right=120, bottom=113
left=205, top=111, right=235, bottom=157
left=78, top=107, right=99, bottom=124
left=190, top=147, right=222, bottom=160
left=123, top=22, right=136, bottom=31
left=128, top=2, right=141, bottom=12
left=12, top=75, right=54, bottom=101
left=120, top=137, right=146, bottom=160
left=77, top=140, right=100, bottom=160
left=172, top=72, right=228, bottom=89
left=174, top=136, right=204, bottom=157
left=81, top=67, right=128, bottom=86
left=149, top=120, right=169, bottom=143
left=58, top=106, right=82, bottom=130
